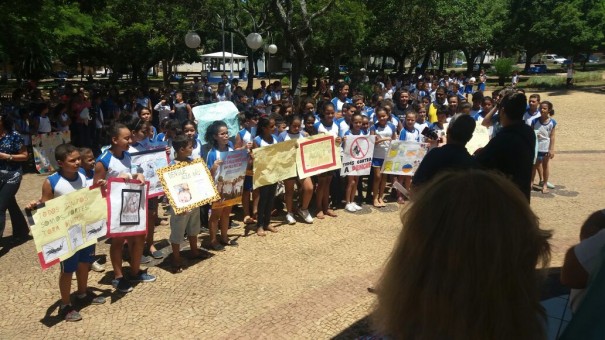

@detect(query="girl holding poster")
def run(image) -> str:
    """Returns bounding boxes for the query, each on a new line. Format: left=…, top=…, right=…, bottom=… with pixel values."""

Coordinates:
left=343, top=113, right=367, bottom=212
left=313, top=103, right=341, bottom=219
left=93, top=123, right=155, bottom=293
left=370, top=108, right=397, bottom=208
left=205, top=121, right=238, bottom=250
left=251, top=117, right=280, bottom=236
left=278, top=114, right=314, bottom=224
left=235, top=111, right=259, bottom=226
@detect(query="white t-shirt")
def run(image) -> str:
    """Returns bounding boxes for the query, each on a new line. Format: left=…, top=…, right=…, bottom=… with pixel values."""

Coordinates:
left=571, top=227, right=605, bottom=312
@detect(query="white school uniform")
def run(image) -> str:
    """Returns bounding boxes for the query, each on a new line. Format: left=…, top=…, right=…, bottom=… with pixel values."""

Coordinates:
left=531, top=118, right=557, bottom=153
left=48, top=171, right=87, bottom=197
left=96, top=150, right=132, bottom=180
left=370, top=122, right=396, bottom=160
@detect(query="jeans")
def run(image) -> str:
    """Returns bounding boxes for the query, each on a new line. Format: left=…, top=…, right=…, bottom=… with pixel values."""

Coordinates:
left=0, top=170, right=29, bottom=238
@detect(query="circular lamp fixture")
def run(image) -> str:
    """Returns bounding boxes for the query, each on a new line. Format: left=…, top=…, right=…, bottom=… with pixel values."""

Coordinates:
left=246, top=33, right=263, bottom=50
left=185, top=31, right=201, bottom=49
left=267, top=44, right=278, bottom=55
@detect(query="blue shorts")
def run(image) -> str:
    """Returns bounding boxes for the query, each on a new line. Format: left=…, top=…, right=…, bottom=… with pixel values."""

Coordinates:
left=536, top=152, right=549, bottom=161
left=60, top=244, right=95, bottom=273
left=243, top=175, right=253, bottom=191
left=372, top=158, right=384, bottom=167
left=478, top=83, right=486, bottom=91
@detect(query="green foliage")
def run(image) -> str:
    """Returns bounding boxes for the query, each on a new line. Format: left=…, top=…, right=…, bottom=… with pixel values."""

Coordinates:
left=281, top=76, right=290, bottom=86
left=493, top=58, right=516, bottom=78
left=525, top=71, right=603, bottom=88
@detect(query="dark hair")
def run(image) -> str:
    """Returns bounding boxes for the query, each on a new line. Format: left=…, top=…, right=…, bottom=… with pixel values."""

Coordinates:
left=181, top=119, right=197, bottom=131
left=119, top=115, right=143, bottom=132
left=78, top=147, right=93, bottom=156
left=109, top=122, right=129, bottom=138
left=165, top=119, right=181, bottom=133
left=482, top=96, right=493, bottom=105
left=286, top=114, right=303, bottom=127
left=472, top=92, right=484, bottom=103
left=0, top=113, right=14, bottom=132
left=204, top=120, right=228, bottom=147
left=138, top=106, right=151, bottom=117
left=55, top=143, right=79, bottom=162
left=500, top=93, right=527, bottom=121
left=303, top=112, right=316, bottom=123
left=172, top=134, right=192, bottom=152
left=257, top=116, right=274, bottom=137
left=351, top=112, right=363, bottom=122
left=460, top=102, right=472, bottom=111
left=319, top=102, right=335, bottom=118
left=541, top=101, right=555, bottom=116
left=447, top=114, right=476, bottom=144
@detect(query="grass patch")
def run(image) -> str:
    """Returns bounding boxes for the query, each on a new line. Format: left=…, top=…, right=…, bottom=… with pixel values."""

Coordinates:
left=525, top=71, right=603, bottom=88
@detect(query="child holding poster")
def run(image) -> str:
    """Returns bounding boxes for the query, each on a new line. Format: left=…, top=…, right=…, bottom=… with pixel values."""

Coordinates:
left=397, top=111, right=422, bottom=203
left=251, top=117, right=280, bottom=236
left=278, top=114, right=314, bottom=224
left=27, top=144, right=106, bottom=322
left=168, top=135, right=207, bottom=272
left=370, top=108, right=397, bottom=208
left=205, top=121, right=238, bottom=250
left=313, top=103, right=341, bottom=218
left=235, top=110, right=259, bottom=225
left=93, top=123, right=155, bottom=293
left=343, top=113, right=367, bottom=212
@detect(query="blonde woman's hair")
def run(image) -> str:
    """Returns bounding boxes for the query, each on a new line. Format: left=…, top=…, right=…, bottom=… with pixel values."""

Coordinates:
left=372, top=170, right=552, bottom=340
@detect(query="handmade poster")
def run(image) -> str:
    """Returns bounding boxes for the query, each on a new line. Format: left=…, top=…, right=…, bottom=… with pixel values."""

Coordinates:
left=381, top=141, right=430, bottom=176
left=192, top=101, right=239, bottom=140
left=465, top=124, right=490, bottom=155
left=296, top=135, right=342, bottom=179
left=130, top=146, right=169, bottom=198
left=212, top=149, right=249, bottom=209
left=156, top=158, right=220, bottom=214
left=252, top=139, right=298, bottom=188
left=27, top=187, right=107, bottom=270
left=106, top=178, right=149, bottom=236
left=341, top=135, right=375, bottom=176
left=31, top=131, right=71, bottom=173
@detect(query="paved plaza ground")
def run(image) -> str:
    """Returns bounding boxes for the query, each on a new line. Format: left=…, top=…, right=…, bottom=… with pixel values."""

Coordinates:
left=0, top=89, right=604, bottom=339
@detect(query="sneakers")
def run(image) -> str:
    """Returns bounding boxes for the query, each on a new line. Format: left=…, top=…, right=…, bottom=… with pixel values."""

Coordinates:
left=351, top=202, right=363, bottom=211
left=285, top=212, right=296, bottom=225
left=132, top=270, right=157, bottom=283
left=112, top=277, right=133, bottom=293
left=298, top=209, right=313, bottom=223
left=59, top=304, right=82, bottom=322
left=140, top=255, right=152, bottom=264
left=91, top=260, right=105, bottom=272
left=345, top=203, right=357, bottom=212
left=538, top=181, right=556, bottom=189
left=76, top=292, right=107, bottom=305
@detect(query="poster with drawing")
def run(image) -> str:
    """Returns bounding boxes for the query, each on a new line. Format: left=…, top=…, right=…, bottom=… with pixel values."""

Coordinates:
left=211, top=149, right=249, bottom=208
left=27, top=186, right=107, bottom=269
left=381, top=141, right=430, bottom=176
left=130, top=146, right=169, bottom=198
left=106, top=178, right=149, bottom=237
left=156, top=158, right=220, bottom=214
left=31, top=131, right=71, bottom=173
left=296, top=135, right=342, bottom=179
left=341, top=135, right=375, bottom=176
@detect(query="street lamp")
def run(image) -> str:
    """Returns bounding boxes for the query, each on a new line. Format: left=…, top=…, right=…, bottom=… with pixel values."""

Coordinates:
left=264, top=43, right=277, bottom=83
left=246, top=33, right=263, bottom=51
left=184, top=31, right=201, bottom=49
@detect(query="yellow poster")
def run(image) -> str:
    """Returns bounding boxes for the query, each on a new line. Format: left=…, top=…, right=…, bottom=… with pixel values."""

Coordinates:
left=465, top=125, right=490, bottom=155
left=28, top=187, right=107, bottom=270
left=296, top=134, right=342, bottom=179
left=252, top=139, right=298, bottom=188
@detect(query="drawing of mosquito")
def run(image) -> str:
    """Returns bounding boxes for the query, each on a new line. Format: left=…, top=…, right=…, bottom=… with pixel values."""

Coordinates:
left=45, top=240, right=64, bottom=257
left=87, top=224, right=104, bottom=236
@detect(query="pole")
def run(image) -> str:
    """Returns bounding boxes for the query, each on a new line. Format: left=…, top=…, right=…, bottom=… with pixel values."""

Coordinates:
left=230, top=33, right=234, bottom=80
left=221, top=18, right=226, bottom=76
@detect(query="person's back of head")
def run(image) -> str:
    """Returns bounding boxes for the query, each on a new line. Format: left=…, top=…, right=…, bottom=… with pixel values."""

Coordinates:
left=500, top=92, right=527, bottom=121
left=447, top=114, right=475, bottom=145
left=373, top=170, right=552, bottom=340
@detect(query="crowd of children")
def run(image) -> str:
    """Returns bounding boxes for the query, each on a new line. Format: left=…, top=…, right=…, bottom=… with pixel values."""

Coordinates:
left=2, top=69, right=560, bottom=322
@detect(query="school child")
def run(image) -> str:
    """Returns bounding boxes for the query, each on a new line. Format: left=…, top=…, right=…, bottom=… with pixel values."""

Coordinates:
left=155, top=118, right=170, bottom=142
left=331, top=83, right=353, bottom=113
left=464, top=76, right=475, bottom=100
left=154, top=96, right=174, bottom=124
left=477, top=69, right=487, bottom=92
left=353, top=95, right=373, bottom=117
left=370, top=108, right=397, bottom=207
left=361, top=115, right=370, bottom=134
left=531, top=101, right=556, bottom=193
left=204, top=121, right=240, bottom=249
left=343, top=113, right=367, bottom=212
left=26, top=144, right=106, bottom=322
left=303, top=113, right=317, bottom=136
left=397, top=111, right=421, bottom=202
left=93, top=123, right=155, bottom=293
left=470, top=91, right=483, bottom=116
left=414, top=104, right=431, bottom=134
left=511, top=70, right=519, bottom=88
left=168, top=135, right=206, bottom=272
left=278, top=115, right=314, bottom=223
left=182, top=120, right=203, bottom=159
left=251, top=117, right=280, bottom=235
left=432, top=108, right=449, bottom=137
left=138, top=107, right=157, bottom=141
left=523, top=94, right=541, bottom=125
left=460, top=102, right=472, bottom=115
left=32, top=102, right=53, bottom=134
left=313, top=103, right=341, bottom=218
left=235, top=110, right=259, bottom=225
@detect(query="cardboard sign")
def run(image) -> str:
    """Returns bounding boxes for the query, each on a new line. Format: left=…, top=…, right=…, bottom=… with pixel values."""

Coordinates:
left=130, top=147, right=169, bottom=198
left=296, top=135, right=342, bottom=179
left=211, top=149, right=249, bottom=208
left=252, top=139, right=298, bottom=188
left=192, top=101, right=240, bottom=140
left=156, top=158, right=220, bottom=214
left=341, top=135, right=374, bottom=176
left=31, top=131, right=71, bottom=173
left=106, top=178, right=149, bottom=237
left=381, top=141, right=430, bottom=176
left=27, top=187, right=107, bottom=269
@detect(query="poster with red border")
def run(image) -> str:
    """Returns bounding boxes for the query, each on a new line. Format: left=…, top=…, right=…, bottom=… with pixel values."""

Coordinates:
left=296, top=134, right=342, bottom=179
left=106, top=178, right=149, bottom=237
left=340, top=135, right=374, bottom=176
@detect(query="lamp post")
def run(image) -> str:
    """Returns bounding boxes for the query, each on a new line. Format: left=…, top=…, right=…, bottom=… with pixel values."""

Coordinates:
left=264, top=43, right=277, bottom=83
left=245, top=33, right=263, bottom=87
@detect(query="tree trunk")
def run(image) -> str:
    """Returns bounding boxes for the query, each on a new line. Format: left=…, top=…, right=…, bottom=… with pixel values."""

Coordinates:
left=438, top=52, right=445, bottom=71
left=330, top=56, right=340, bottom=84
left=419, top=50, right=431, bottom=74
left=291, top=57, right=304, bottom=97
left=478, top=51, right=487, bottom=73
left=524, top=50, right=536, bottom=72
left=247, top=49, right=255, bottom=90
left=162, top=60, right=170, bottom=87
left=381, top=55, right=387, bottom=70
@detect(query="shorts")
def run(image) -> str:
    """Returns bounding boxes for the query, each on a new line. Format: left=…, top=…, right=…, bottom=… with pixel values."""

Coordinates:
left=243, top=175, right=253, bottom=191
left=478, top=83, right=486, bottom=91
left=372, top=158, right=384, bottom=167
left=536, top=151, right=549, bottom=161
left=60, top=244, right=96, bottom=273
left=169, top=208, right=201, bottom=244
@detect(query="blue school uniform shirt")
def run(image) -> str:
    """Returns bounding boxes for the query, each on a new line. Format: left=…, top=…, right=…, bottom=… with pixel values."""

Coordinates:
left=96, top=149, right=132, bottom=180
left=253, top=135, right=279, bottom=148
left=472, top=111, right=484, bottom=121
left=314, top=120, right=340, bottom=137
left=399, top=126, right=421, bottom=142
left=78, top=168, right=95, bottom=187
left=370, top=122, right=397, bottom=159
left=531, top=117, right=557, bottom=153
left=48, top=171, right=87, bottom=197
left=371, top=113, right=400, bottom=129
left=238, top=127, right=256, bottom=144
left=206, top=144, right=235, bottom=171
left=336, top=118, right=351, bottom=137
left=156, top=132, right=166, bottom=142
left=331, top=97, right=353, bottom=112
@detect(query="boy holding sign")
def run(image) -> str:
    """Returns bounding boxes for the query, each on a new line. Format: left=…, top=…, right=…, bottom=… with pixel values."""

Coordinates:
left=27, top=144, right=106, bottom=322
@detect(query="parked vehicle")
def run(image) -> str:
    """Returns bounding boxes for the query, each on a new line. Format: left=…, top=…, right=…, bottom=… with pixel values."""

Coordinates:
left=540, top=54, right=567, bottom=64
